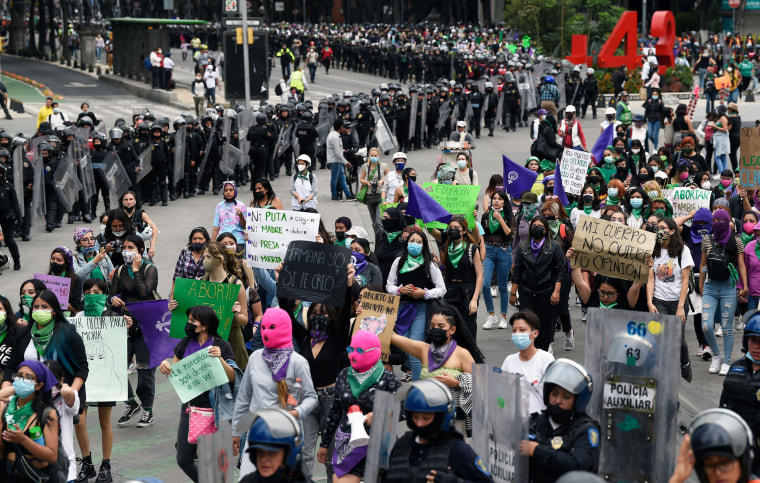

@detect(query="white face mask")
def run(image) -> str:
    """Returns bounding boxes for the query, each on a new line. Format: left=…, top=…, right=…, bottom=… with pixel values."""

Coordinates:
left=100, top=224, right=107, bottom=235
left=297, top=164, right=307, bottom=172
left=631, top=149, right=640, bottom=155
left=702, top=181, right=712, bottom=190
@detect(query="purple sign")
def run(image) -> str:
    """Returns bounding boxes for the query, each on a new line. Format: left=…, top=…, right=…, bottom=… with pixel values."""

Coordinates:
left=33, top=273, right=72, bottom=308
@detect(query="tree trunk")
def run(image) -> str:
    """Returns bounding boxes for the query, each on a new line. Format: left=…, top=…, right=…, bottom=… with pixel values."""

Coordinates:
left=28, top=0, right=38, bottom=53
left=62, top=0, right=70, bottom=59
left=37, top=0, right=46, bottom=57
left=47, top=0, right=57, bottom=60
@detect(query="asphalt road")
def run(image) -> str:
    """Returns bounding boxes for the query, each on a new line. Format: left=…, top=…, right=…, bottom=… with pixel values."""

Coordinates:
left=0, top=54, right=751, bottom=482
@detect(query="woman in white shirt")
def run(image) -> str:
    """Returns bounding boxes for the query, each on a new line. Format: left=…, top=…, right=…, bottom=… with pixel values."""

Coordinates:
left=570, top=184, right=602, bottom=229
left=501, top=310, right=554, bottom=415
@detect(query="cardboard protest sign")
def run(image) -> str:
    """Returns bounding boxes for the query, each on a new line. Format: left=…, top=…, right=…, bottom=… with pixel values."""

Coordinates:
left=740, top=127, right=760, bottom=189
left=559, top=149, right=593, bottom=196
left=198, top=420, right=233, bottom=483
left=421, top=183, right=480, bottom=229
left=70, top=317, right=128, bottom=402
left=276, top=241, right=351, bottom=307
left=665, top=187, right=711, bottom=220
left=571, top=214, right=656, bottom=284
left=244, top=208, right=321, bottom=269
left=33, top=273, right=72, bottom=308
left=167, top=347, right=229, bottom=403
left=170, top=278, right=239, bottom=340
left=352, top=291, right=399, bottom=363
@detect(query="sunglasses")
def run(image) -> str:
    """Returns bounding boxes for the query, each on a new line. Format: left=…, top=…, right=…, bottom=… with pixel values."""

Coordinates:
left=346, top=346, right=379, bottom=355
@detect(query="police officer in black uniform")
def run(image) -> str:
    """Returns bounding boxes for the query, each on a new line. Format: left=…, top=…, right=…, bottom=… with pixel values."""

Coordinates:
left=246, top=112, right=272, bottom=184
left=0, top=162, right=21, bottom=270
left=503, top=75, right=522, bottom=132
left=89, top=131, right=110, bottom=218
left=521, top=358, right=601, bottom=483
left=198, top=114, right=222, bottom=195
left=185, top=117, right=202, bottom=196
left=395, top=92, right=411, bottom=153
left=384, top=379, right=493, bottom=483
left=40, top=143, right=62, bottom=232
left=468, top=82, right=484, bottom=139
left=13, top=138, right=33, bottom=241
left=275, top=106, right=295, bottom=178
left=425, top=88, right=439, bottom=148
left=295, top=111, right=318, bottom=173
left=483, top=82, right=499, bottom=137
left=108, top=127, right=140, bottom=198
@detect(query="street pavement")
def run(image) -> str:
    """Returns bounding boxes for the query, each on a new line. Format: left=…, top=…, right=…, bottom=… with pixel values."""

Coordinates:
left=0, top=53, right=755, bottom=482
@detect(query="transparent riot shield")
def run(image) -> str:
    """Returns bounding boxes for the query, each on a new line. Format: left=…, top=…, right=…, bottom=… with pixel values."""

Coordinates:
left=275, top=124, right=293, bottom=158
left=70, top=143, right=95, bottom=203
left=237, top=111, right=253, bottom=168
left=351, top=100, right=361, bottom=119
left=198, top=125, right=216, bottom=176
left=477, top=77, right=487, bottom=93
left=221, top=116, right=235, bottom=176
left=472, top=364, right=529, bottom=483
left=408, top=93, right=418, bottom=139
left=32, top=152, right=45, bottom=220
left=137, top=145, right=153, bottom=183
left=173, top=126, right=186, bottom=186
left=464, top=100, right=474, bottom=128
left=52, top=157, right=83, bottom=212
left=584, top=308, right=680, bottom=483
left=436, top=102, right=451, bottom=130
left=420, top=95, right=428, bottom=141
left=316, top=121, right=330, bottom=149
left=372, top=111, right=397, bottom=153
left=12, top=149, right=24, bottom=218
left=102, top=150, right=133, bottom=209
left=363, top=390, right=401, bottom=483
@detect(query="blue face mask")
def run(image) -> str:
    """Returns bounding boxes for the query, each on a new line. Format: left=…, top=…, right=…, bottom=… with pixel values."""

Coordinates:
left=407, top=242, right=423, bottom=257
left=370, top=156, right=379, bottom=163
left=512, top=333, right=532, bottom=350
left=630, top=198, right=643, bottom=209
left=747, top=352, right=760, bottom=364
left=650, top=165, right=659, bottom=173
left=607, top=188, right=619, bottom=198
left=395, top=162, right=405, bottom=171
left=457, top=160, right=467, bottom=169
left=13, top=378, right=36, bottom=398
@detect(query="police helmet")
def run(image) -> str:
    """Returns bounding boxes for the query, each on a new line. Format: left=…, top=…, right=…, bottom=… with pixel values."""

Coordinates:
left=142, top=111, right=156, bottom=122
left=114, top=118, right=126, bottom=127
left=173, top=117, right=186, bottom=130
left=343, top=90, right=353, bottom=98
left=545, top=75, right=555, bottom=84
left=0, top=148, right=9, bottom=159
left=742, top=309, right=760, bottom=352
left=255, top=113, right=267, bottom=126
left=541, top=358, right=593, bottom=413
left=214, top=104, right=225, bottom=114
left=78, top=117, right=94, bottom=128
left=47, top=136, right=60, bottom=148
left=12, top=137, right=26, bottom=148
left=396, top=93, right=407, bottom=102
left=38, top=142, right=53, bottom=156
left=246, top=409, right=303, bottom=469
left=296, top=103, right=307, bottom=115
left=404, top=379, right=455, bottom=432
left=556, top=472, right=605, bottom=483
left=453, top=82, right=463, bottom=91
left=91, top=132, right=106, bottom=144
left=200, top=115, right=214, bottom=126
left=235, top=104, right=245, bottom=113
left=689, top=408, right=754, bottom=483
left=150, top=124, right=163, bottom=134
left=157, top=117, right=170, bottom=127
left=380, top=95, right=390, bottom=104
left=408, top=85, right=418, bottom=93
left=63, top=127, right=76, bottom=139
left=379, top=83, right=389, bottom=91
left=138, top=122, right=152, bottom=133
left=54, top=125, right=66, bottom=137
left=109, top=128, right=124, bottom=141
left=337, top=100, right=350, bottom=109
left=485, top=82, right=494, bottom=89
left=301, top=111, right=314, bottom=122
left=224, top=109, right=237, bottom=120
left=371, top=88, right=381, bottom=97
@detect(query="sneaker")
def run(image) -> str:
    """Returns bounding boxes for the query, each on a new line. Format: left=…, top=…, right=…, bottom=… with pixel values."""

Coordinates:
left=498, top=317, right=508, bottom=329
left=127, top=362, right=136, bottom=375
left=681, top=362, right=693, bottom=383
left=696, top=346, right=705, bottom=358
left=75, top=457, right=96, bottom=482
left=548, top=343, right=554, bottom=355
left=117, top=400, right=141, bottom=427
left=136, top=409, right=154, bottom=428
left=400, top=371, right=412, bottom=383
left=95, top=461, right=112, bottom=483
left=564, top=330, right=575, bottom=351
left=490, top=286, right=498, bottom=298
left=735, top=316, right=745, bottom=331
left=719, top=363, right=730, bottom=376
left=575, top=296, right=581, bottom=307
left=483, top=314, right=499, bottom=330
left=709, top=357, right=722, bottom=374
left=702, top=345, right=713, bottom=360
left=715, top=325, right=723, bottom=337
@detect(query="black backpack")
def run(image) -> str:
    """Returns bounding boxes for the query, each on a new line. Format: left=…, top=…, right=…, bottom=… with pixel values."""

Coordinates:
left=706, top=235, right=735, bottom=282
left=274, top=82, right=283, bottom=96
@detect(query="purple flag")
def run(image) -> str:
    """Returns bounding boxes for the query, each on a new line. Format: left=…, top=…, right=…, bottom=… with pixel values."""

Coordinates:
left=502, top=155, right=538, bottom=199
left=126, top=300, right=178, bottom=369
left=405, top=181, right=452, bottom=225
left=592, top=124, right=615, bottom=165
left=554, top=160, right=570, bottom=206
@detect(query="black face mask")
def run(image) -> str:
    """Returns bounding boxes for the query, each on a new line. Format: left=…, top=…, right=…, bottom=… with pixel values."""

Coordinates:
left=547, top=403, right=574, bottom=424
left=253, top=191, right=266, bottom=200
left=408, top=175, right=417, bottom=183
left=189, top=242, right=205, bottom=252
left=530, top=225, right=545, bottom=239
left=406, top=411, right=443, bottom=440
left=383, top=218, right=402, bottom=232
left=545, top=186, right=554, bottom=195
left=49, top=261, right=65, bottom=274
left=184, top=322, right=198, bottom=339
left=616, top=167, right=629, bottom=177
left=448, top=228, right=461, bottom=240
left=582, top=194, right=594, bottom=204
left=428, top=328, right=449, bottom=346
left=615, top=146, right=625, bottom=153
left=335, top=230, right=346, bottom=240
left=639, top=172, right=651, bottom=181
left=308, top=314, right=331, bottom=332
left=588, top=175, right=600, bottom=184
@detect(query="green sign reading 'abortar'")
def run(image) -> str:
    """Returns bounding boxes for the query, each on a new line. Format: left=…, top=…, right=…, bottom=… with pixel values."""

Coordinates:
left=170, top=278, right=239, bottom=340
left=421, top=183, right=480, bottom=229
left=167, top=347, right=229, bottom=403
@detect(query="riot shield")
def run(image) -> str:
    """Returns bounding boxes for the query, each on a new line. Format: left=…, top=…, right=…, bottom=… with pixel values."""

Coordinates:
left=70, top=143, right=95, bottom=203
left=372, top=111, right=397, bottom=153
left=477, top=77, right=487, bottom=93
left=464, top=100, right=474, bottom=128
left=221, top=116, right=235, bottom=176
left=173, top=126, right=186, bottom=185
left=496, top=92, right=504, bottom=127
left=52, top=157, right=83, bottom=212
left=136, top=146, right=153, bottom=183
left=275, top=124, right=293, bottom=158
left=585, top=308, right=680, bottom=483
left=420, top=96, right=428, bottom=141
left=556, top=70, right=567, bottom=110
left=237, top=111, right=253, bottom=168
left=198, top=125, right=217, bottom=176
left=351, top=100, right=361, bottom=119
left=471, top=364, right=529, bottom=483
left=102, top=150, right=133, bottom=209
left=32, top=152, right=45, bottom=220
left=227, top=145, right=243, bottom=172
left=436, top=102, right=451, bottom=130
left=408, top=93, right=418, bottom=139
left=316, top=121, right=330, bottom=148
left=12, top=149, right=23, bottom=218
left=363, top=390, right=401, bottom=483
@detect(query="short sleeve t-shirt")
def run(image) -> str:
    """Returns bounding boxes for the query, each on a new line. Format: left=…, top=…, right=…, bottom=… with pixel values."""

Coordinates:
left=174, top=337, right=235, bottom=407
left=653, top=246, right=694, bottom=301
left=213, top=200, right=247, bottom=244
left=501, top=350, right=555, bottom=415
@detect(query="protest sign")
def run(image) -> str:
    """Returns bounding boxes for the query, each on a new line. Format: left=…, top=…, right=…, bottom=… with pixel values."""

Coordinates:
left=244, top=208, right=321, bottom=269
left=740, top=127, right=760, bottom=188
left=70, top=317, right=128, bottom=402
left=352, top=291, right=399, bottom=363
left=171, top=278, right=239, bottom=340
left=276, top=241, right=351, bottom=307
left=33, top=273, right=72, bottom=308
left=421, top=183, right=480, bottom=229
left=126, top=300, right=177, bottom=368
left=571, top=214, right=656, bottom=284
left=167, top=347, right=229, bottom=403
left=559, top=149, right=593, bottom=196
left=665, top=187, right=711, bottom=220
left=198, top=420, right=233, bottom=483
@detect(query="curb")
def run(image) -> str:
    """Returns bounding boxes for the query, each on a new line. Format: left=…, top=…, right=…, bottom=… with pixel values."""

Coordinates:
left=0, top=69, right=64, bottom=100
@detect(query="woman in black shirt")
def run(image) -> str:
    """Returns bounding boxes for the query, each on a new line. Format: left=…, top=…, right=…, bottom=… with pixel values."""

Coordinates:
left=375, top=207, right=407, bottom=284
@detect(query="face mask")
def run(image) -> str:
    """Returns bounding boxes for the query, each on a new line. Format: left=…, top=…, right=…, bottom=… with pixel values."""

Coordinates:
left=630, top=198, right=643, bottom=209
left=408, top=175, right=417, bottom=183
left=545, top=186, right=554, bottom=195
left=652, top=95, right=659, bottom=100
left=530, top=225, right=545, bottom=239
left=615, top=146, right=624, bottom=154
left=0, top=312, right=5, bottom=324
left=32, top=310, right=53, bottom=325
left=13, top=379, right=35, bottom=398
left=631, top=149, right=640, bottom=155
left=253, top=191, right=266, bottom=200
left=100, top=224, right=107, bottom=234
left=606, top=115, right=615, bottom=121
left=382, top=218, right=401, bottom=232
left=370, top=156, right=379, bottom=163
left=21, top=294, right=33, bottom=309
left=308, top=314, right=331, bottom=333
left=297, top=164, right=307, bottom=172
left=407, top=242, right=423, bottom=257
left=53, top=108, right=60, bottom=114
left=720, top=179, right=732, bottom=188
left=122, top=250, right=135, bottom=264
left=196, top=76, right=202, bottom=80
left=728, top=67, right=733, bottom=72
left=189, top=242, right=205, bottom=252
left=683, top=147, right=694, bottom=154
left=608, top=188, right=619, bottom=198
left=185, top=322, right=198, bottom=339
left=407, top=414, right=441, bottom=439
left=226, top=245, right=236, bottom=254
left=50, top=261, right=65, bottom=274
left=617, top=167, right=628, bottom=177
left=202, top=257, right=217, bottom=271
left=512, top=333, right=532, bottom=350
left=547, top=403, right=573, bottom=424
left=701, top=181, right=712, bottom=190
left=744, top=221, right=756, bottom=234
left=428, top=328, right=449, bottom=347
left=588, top=176, right=600, bottom=184
left=83, top=293, right=107, bottom=316
left=448, top=228, right=461, bottom=240
left=349, top=331, right=381, bottom=372
left=395, top=162, right=405, bottom=171
left=335, top=230, right=346, bottom=241
left=112, top=229, right=126, bottom=237
left=649, top=165, right=659, bottom=173
left=604, top=156, right=614, bottom=164
left=678, top=172, right=690, bottom=181
left=582, top=194, right=594, bottom=204
left=457, top=160, right=467, bottom=169
left=656, top=229, right=671, bottom=243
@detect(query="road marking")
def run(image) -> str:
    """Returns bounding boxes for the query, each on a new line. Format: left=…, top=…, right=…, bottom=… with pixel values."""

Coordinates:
left=64, top=82, right=98, bottom=88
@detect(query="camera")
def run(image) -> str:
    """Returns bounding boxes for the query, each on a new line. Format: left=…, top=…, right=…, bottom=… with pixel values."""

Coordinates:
left=370, top=181, right=379, bottom=194
left=109, top=240, right=123, bottom=252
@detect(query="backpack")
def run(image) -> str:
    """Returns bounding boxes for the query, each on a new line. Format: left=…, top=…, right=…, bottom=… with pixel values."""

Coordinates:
left=619, top=103, right=632, bottom=124
left=274, top=82, right=283, bottom=96
left=706, top=235, right=734, bottom=281
left=143, top=57, right=151, bottom=72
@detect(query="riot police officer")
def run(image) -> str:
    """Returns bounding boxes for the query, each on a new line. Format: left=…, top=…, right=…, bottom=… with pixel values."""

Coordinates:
left=468, top=83, right=484, bottom=138
left=385, top=379, right=493, bottom=483
left=395, top=92, right=411, bottom=153
left=198, top=114, right=222, bottom=194
left=148, top=124, right=170, bottom=206
left=483, top=82, right=499, bottom=137
left=274, top=105, right=295, bottom=178
left=108, top=127, right=140, bottom=197
left=520, top=359, right=601, bottom=483
left=0, top=163, right=21, bottom=270
left=247, top=112, right=271, bottom=185
left=295, top=111, right=318, bottom=172
left=40, top=143, right=62, bottom=232
left=503, top=75, right=522, bottom=132
left=90, top=131, right=110, bottom=218
left=240, top=409, right=311, bottom=483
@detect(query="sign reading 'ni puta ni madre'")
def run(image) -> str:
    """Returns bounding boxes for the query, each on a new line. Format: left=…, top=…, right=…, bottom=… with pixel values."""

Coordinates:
left=244, top=208, right=321, bottom=269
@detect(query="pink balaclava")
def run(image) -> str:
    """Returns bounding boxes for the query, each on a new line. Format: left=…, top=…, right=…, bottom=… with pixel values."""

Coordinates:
left=261, top=308, right=293, bottom=349
left=349, top=330, right=381, bottom=373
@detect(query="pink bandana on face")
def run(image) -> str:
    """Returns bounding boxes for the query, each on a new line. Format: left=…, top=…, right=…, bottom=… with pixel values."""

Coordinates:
left=349, top=330, right=381, bottom=373
left=260, top=308, right=293, bottom=349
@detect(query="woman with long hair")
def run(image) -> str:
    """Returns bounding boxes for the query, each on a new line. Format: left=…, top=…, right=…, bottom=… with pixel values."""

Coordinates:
left=0, top=295, right=21, bottom=373
left=15, top=280, right=48, bottom=327
left=47, top=246, right=84, bottom=313
left=359, top=147, right=389, bottom=235
left=73, top=227, right=115, bottom=288
left=569, top=183, right=602, bottom=228
left=170, top=227, right=210, bottom=297
left=624, top=188, right=648, bottom=229
left=541, top=200, right=576, bottom=350
left=481, top=190, right=514, bottom=330
left=375, top=208, right=407, bottom=285
left=482, top=174, right=503, bottom=213
left=102, top=208, right=136, bottom=267
left=119, top=191, right=159, bottom=258
left=393, top=167, right=417, bottom=203
left=350, top=238, right=383, bottom=289
left=249, top=178, right=284, bottom=210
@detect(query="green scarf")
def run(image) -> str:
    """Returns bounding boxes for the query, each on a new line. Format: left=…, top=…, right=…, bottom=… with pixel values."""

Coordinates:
left=591, top=183, right=601, bottom=194
left=728, top=263, right=740, bottom=288
left=20, top=295, right=33, bottom=323
left=386, top=231, right=402, bottom=243
left=83, top=293, right=107, bottom=317
left=600, top=301, right=618, bottom=309
left=631, top=207, right=643, bottom=218
left=564, top=201, right=578, bottom=213
left=742, top=232, right=754, bottom=245
left=448, top=241, right=466, bottom=268
left=548, top=220, right=561, bottom=238
left=523, top=203, right=539, bottom=221
left=606, top=196, right=620, bottom=206
left=400, top=254, right=424, bottom=274
left=31, top=321, right=55, bottom=357
left=85, top=252, right=105, bottom=281
left=488, top=210, right=504, bottom=233
left=0, top=320, right=8, bottom=346
left=334, top=238, right=348, bottom=248
left=347, top=361, right=384, bottom=399
left=583, top=205, right=593, bottom=215
left=5, top=396, right=35, bottom=431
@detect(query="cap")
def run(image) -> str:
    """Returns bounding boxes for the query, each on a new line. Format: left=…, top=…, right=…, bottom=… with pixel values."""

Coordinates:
left=605, top=107, right=616, bottom=115
left=456, top=120, right=467, bottom=128
left=620, top=91, right=628, bottom=96
left=728, top=102, right=739, bottom=112
left=520, top=191, right=538, bottom=203
left=566, top=105, right=576, bottom=113
left=537, top=108, right=549, bottom=115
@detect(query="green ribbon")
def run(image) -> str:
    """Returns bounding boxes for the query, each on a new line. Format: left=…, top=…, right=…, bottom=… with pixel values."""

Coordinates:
left=489, top=210, right=504, bottom=233
left=447, top=241, right=466, bottom=268
left=599, top=301, right=618, bottom=309
left=347, top=360, right=384, bottom=399
left=564, top=201, right=578, bottom=213
left=400, top=254, right=424, bottom=274
left=386, top=231, right=402, bottom=243
left=31, top=321, right=55, bottom=357
left=631, top=207, right=643, bottom=218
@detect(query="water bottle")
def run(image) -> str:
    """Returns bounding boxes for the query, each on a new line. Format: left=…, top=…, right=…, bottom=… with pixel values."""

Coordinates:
left=286, top=378, right=305, bottom=410
left=29, top=426, right=45, bottom=446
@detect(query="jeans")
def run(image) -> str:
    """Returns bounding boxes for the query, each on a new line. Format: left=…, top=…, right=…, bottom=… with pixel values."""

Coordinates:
left=329, top=162, right=351, bottom=198
left=481, top=244, right=512, bottom=315
left=749, top=295, right=760, bottom=311
left=206, top=87, right=216, bottom=105
left=652, top=298, right=690, bottom=367
left=728, top=88, right=740, bottom=103
left=301, top=385, right=335, bottom=477
left=647, top=120, right=660, bottom=150
left=308, top=64, right=317, bottom=83
left=281, top=63, right=291, bottom=78
left=176, top=404, right=198, bottom=482
left=702, top=278, right=737, bottom=365
left=698, top=68, right=708, bottom=90
left=367, top=202, right=382, bottom=236
left=557, top=277, right=572, bottom=333
left=715, top=153, right=728, bottom=174
left=705, top=92, right=715, bottom=114
left=127, top=334, right=156, bottom=409
left=402, top=302, right=427, bottom=380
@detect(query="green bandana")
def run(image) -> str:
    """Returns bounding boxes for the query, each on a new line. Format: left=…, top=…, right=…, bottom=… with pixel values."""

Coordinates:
left=607, top=196, right=620, bottom=206
left=564, top=201, right=578, bottom=213
left=548, top=220, right=561, bottom=238
left=334, top=238, right=348, bottom=248
left=728, top=263, right=740, bottom=288
left=85, top=252, right=105, bottom=280
left=83, top=293, right=107, bottom=317
left=31, top=320, right=55, bottom=357
left=523, top=203, right=539, bottom=221
left=447, top=241, right=466, bottom=268
left=756, top=241, right=760, bottom=263
left=20, top=295, right=33, bottom=323
left=347, top=361, right=384, bottom=399
left=600, top=301, right=618, bottom=309
left=5, top=396, right=35, bottom=431
left=592, top=183, right=601, bottom=194
left=386, top=231, right=402, bottom=243
left=742, top=232, right=754, bottom=245
left=631, top=207, right=643, bottom=218
left=400, top=254, right=424, bottom=274
left=0, top=319, right=8, bottom=346
left=583, top=205, right=593, bottom=215
left=489, top=210, right=504, bottom=233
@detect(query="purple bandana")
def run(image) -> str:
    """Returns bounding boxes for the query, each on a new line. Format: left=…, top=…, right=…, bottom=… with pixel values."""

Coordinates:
left=185, top=337, right=213, bottom=357
left=428, top=340, right=457, bottom=372
left=310, top=329, right=330, bottom=347
left=261, top=347, right=294, bottom=381
left=530, top=237, right=545, bottom=258
left=332, top=427, right=368, bottom=477
left=394, top=303, right=418, bottom=335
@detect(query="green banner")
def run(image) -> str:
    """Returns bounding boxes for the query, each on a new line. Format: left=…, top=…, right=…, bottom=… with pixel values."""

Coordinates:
left=421, top=183, right=480, bottom=229
left=170, top=278, right=239, bottom=340
left=167, top=347, right=229, bottom=403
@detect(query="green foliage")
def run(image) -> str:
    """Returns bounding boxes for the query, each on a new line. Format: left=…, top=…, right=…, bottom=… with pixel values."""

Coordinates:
left=593, top=67, right=642, bottom=94
left=661, top=65, right=694, bottom=91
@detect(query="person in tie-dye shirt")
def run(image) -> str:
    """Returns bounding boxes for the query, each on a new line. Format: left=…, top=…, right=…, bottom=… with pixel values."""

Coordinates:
left=212, top=181, right=247, bottom=252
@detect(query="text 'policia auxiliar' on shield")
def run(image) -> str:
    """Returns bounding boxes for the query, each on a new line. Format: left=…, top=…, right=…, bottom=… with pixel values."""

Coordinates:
left=571, top=214, right=657, bottom=284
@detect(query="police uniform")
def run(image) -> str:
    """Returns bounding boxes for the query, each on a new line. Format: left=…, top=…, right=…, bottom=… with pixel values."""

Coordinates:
left=295, top=120, right=318, bottom=172
left=0, top=168, right=21, bottom=268
left=720, top=357, right=760, bottom=474
left=528, top=412, right=601, bottom=483
left=468, top=88, right=485, bottom=138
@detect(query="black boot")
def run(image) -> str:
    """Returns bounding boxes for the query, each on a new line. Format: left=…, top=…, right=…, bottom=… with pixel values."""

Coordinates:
left=95, top=460, right=112, bottom=483
left=76, top=454, right=96, bottom=482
